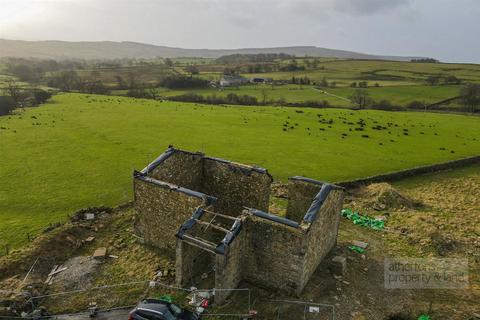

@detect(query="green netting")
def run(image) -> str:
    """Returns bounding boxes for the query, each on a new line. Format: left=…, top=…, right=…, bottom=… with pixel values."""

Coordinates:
left=418, top=315, right=431, bottom=320
left=159, top=295, right=173, bottom=303
left=348, top=245, right=365, bottom=254
left=341, top=208, right=385, bottom=230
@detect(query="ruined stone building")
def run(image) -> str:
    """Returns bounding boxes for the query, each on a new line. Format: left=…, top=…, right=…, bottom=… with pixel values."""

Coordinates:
left=133, top=147, right=344, bottom=303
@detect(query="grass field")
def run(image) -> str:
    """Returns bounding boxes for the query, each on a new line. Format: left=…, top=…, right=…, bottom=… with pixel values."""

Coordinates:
left=1, top=93, right=480, bottom=251
left=243, top=59, right=480, bottom=83
left=158, top=84, right=463, bottom=106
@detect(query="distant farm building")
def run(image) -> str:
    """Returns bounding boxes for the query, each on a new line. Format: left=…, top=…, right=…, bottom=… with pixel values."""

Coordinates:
left=219, top=75, right=249, bottom=87
left=133, top=147, right=345, bottom=303
left=250, top=77, right=273, bottom=84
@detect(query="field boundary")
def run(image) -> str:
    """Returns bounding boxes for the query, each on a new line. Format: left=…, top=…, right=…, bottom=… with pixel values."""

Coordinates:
left=337, top=155, right=480, bottom=189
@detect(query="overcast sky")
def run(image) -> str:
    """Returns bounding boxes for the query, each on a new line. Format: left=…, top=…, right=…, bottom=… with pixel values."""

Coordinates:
left=0, top=0, right=479, bottom=63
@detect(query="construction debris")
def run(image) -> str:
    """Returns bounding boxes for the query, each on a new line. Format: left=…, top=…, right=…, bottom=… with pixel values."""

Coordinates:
left=348, top=245, right=365, bottom=254
left=352, top=240, right=369, bottom=249
left=44, top=265, right=68, bottom=285
left=92, top=247, right=107, bottom=259
left=50, top=256, right=101, bottom=290
left=341, top=208, right=385, bottom=230
left=85, top=236, right=95, bottom=243
left=330, top=256, right=347, bottom=276
left=187, top=289, right=212, bottom=314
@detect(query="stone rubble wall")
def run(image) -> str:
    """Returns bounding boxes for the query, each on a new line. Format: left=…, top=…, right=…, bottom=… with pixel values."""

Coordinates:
left=202, top=158, right=272, bottom=216
left=175, top=239, right=214, bottom=288
left=214, top=230, right=246, bottom=304
left=148, top=151, right=203, bottom=190
left=241, top=216, right=305, bottom=293
left=135, top=148, right=345, bottom=301
left=300, top=189, right=344, bottom=291
left=285, top=179, right=323, bottom=223
left=133, top=178, right=207, bottom=253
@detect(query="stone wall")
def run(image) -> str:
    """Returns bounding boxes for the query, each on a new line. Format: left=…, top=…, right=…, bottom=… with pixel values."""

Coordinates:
left=148, top=150, right=203, bottom=190
left=133, top=177, right=207, bottom=253
left=175, top=240, right=214, bottom=288
left=214, top=232, right=245, bottom=304
left=202, top=158, right=272, bottom=216
left=286, top=178, right=323, bottom=223
left=300, top=189, right=344, bottom=291
left=338, top=155, right=480, bottom=189
left=136, top=147, right=346, bottom=299
left=242, top=216, right=305, bottom=293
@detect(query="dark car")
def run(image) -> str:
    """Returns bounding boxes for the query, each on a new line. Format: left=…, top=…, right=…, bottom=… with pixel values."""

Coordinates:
left=128, top=299, right=200, bottom=320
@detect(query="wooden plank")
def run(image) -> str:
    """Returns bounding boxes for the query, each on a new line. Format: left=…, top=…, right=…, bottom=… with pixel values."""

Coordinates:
left=49, top=267, right=68, bottom=276
left=45, top=265, right=58, bottom=284
left=93, top=247, right=107, bottom=259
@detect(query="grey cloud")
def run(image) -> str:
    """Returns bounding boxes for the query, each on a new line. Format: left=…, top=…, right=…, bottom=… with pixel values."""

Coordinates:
left=1, top=0, right=479, bottom=62
left=334, top=0, right=411, bottom=15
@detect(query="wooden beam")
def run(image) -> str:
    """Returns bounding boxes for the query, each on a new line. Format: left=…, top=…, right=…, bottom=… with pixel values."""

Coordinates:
left=181, top=239, right=216, bottom=255
left=203, top=210, right=238, bottom=221
left=182, top=235, right=218, bottom=252
left=194, top=219, right=230, bottom=233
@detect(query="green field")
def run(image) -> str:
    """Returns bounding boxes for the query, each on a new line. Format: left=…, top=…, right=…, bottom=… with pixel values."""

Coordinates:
left=244, top=59, right=480, bottom=83
left=1, top=93, right=480, bottom=251
left=158, top=84, right=463, bottom=106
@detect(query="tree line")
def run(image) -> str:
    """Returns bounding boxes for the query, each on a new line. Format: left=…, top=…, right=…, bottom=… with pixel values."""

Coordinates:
left=0, top=79, right=52, bottom=115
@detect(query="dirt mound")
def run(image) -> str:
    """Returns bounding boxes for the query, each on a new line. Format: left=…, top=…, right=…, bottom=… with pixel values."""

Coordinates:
left=52, top=256, right=101, bottom=290
left=360, top=183, right=420, bottom=210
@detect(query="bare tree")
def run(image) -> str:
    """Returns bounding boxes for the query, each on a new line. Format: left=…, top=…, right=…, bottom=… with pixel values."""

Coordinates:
left=4, top=79, right=26, bottom=108
left=460, top=83, right=480, bottom=113
left=350, top=89, right=372, bottom=109
left=185, top=65, right=199, bottom=76
left=261, top=88, right=268, bottom=105
left=127, top=71, right=138, bottom=89
left=425, top=75, right=442, bottom=86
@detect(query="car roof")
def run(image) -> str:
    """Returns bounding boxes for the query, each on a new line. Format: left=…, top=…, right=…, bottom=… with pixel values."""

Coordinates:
left=137, top=299, right=170, bottom=313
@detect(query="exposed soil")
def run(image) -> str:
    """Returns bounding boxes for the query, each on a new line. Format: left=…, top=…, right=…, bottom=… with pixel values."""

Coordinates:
left=51, top=256, right=101, bottom=291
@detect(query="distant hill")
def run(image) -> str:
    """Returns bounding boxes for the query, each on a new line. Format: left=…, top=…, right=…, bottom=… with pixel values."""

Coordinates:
left=0, top=39, right=425, bottom=61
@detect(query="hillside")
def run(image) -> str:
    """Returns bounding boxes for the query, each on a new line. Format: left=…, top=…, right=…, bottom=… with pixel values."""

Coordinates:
left=0, top=39, right=425, bottom=61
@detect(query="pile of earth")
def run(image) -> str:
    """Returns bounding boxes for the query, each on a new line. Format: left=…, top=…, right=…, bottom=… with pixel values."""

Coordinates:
left=356, top=183, right=421, bottom=211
